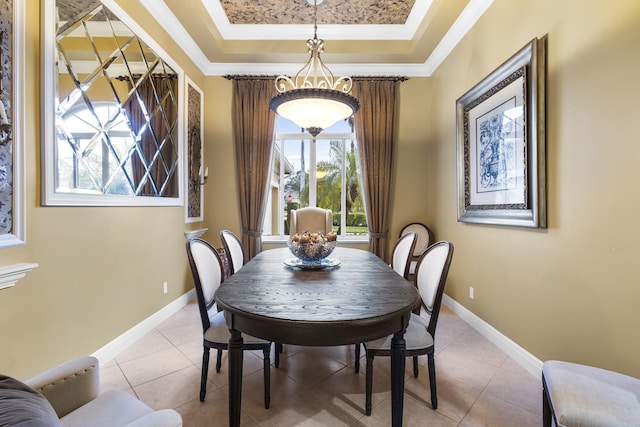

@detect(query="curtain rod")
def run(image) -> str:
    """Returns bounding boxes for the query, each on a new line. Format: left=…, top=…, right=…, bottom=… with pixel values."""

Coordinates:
left=224, top=75, right=408, bottom=82
left=224, top=75, right=275, bottom=81
left=115, top=74, right=177, bottom=82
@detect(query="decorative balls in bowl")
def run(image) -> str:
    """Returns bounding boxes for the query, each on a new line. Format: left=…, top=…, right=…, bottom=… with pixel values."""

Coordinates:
left=288, top=231, right=337, bottom=263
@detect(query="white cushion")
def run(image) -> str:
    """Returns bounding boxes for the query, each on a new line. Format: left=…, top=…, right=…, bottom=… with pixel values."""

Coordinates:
left=205, top=311, right=271, bottom=345
left=365, top=314, right=433, bottom=352
left=60, top=390, right=153, bottom=427
left=544, top=360, right=640, bottom=427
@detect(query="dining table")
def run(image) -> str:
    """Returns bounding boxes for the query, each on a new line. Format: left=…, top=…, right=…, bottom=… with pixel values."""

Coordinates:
left=215, top=246, right=421, bottom=427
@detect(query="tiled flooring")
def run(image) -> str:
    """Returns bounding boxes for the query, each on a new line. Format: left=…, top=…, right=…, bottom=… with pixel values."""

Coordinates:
left=100, top=302, right=542, bottom=426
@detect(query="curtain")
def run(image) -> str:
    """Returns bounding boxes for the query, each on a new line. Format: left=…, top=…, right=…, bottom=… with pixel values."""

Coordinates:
left=352, top=77, right=404, bottom=261
left=230, top=77, right=276, bottom=259
left=126, top=74, right=178, bottom=196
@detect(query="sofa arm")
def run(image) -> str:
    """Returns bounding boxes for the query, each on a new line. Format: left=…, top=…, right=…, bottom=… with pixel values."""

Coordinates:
left=125, top=409, right=183, bottom=427
left=26, top=356, right=100, bottom=418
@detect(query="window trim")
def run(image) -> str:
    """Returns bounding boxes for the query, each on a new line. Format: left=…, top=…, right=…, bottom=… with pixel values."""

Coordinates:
left=264, top=131, right=369, bottom=243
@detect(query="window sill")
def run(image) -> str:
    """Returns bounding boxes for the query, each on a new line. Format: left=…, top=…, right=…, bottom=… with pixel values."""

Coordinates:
left=0, top=263, right=39, bottom=291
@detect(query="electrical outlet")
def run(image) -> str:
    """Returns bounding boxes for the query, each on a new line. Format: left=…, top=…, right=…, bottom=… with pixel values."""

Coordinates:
left=163, top=282, right=168, bottom=294
left=469, top=287, right=474, bottom=299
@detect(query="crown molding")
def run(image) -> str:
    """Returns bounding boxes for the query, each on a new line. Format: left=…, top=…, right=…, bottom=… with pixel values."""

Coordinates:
left=139, top=0, right=494, bottom=77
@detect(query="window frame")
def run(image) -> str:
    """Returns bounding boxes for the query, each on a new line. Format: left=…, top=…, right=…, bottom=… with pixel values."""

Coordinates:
left=263, top=131, right=369, bottom=244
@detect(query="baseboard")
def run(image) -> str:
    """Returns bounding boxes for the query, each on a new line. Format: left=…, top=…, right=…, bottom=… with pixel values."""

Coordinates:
left=92, top=289, right=196, bottom=365
left=442, top=294, right=543, bottom=378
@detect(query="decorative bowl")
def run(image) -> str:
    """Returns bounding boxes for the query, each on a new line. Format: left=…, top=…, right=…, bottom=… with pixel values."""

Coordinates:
left=288, top=231, right=337, bottom=263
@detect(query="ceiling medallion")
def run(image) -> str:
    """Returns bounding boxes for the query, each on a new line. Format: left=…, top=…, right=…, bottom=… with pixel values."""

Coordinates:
left=269, top=0, right=360, bottom=138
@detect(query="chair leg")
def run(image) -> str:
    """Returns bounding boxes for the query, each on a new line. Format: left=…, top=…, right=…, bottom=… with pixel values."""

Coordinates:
left=274, top=343, right=280, bottom=368
left=200, top=347, right=210, bottom=401
left=262, top=346, right=271, bottom=409
left=542, top=376, right=553, bottom=427
left=354, top=343, right=361, bottom=373
left=216, top=348, right=222, bottom=372
left=413, top=355, right=419, bottom=378
left=427, top=352, right=437, bottom=410
left=365, top=353, right=374, bottom=416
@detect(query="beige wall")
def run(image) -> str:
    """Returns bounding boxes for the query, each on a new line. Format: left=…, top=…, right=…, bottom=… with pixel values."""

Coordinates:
left=429, top=0, right=640, bottom=377
left=0, top=0, right=206, bottom=378
left=3, top=0, right=638, bottom=380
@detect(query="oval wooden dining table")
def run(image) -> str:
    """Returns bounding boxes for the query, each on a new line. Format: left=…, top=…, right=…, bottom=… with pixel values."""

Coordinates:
left=215, top=246, right=421, bottom=427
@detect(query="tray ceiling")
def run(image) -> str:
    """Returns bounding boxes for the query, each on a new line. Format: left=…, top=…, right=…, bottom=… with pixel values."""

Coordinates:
left=125, top=0, right=495, bottom=76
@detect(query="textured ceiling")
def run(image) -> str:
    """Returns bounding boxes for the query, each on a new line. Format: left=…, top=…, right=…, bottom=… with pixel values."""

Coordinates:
left=61, top=0, right=495, bottom=76
left=219, top=0, right=416, bottom=25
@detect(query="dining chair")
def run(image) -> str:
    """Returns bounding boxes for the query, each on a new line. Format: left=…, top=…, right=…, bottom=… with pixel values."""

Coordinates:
left=355, top=231, right=417, bottom=372
left=220, top=229, right=284, bottom=360
left=186, top=237, right=274, bottom=408
left=542, top=360, right=640, bottom=427
left=362, top=240, right=454, bottom=415
left=391, top=231, right=418, bottom=279
left=289, top=207, right=333, bottom=235
left=399, top=222, right=434, bottom=280
left=220, top=229, right=245, bottom=275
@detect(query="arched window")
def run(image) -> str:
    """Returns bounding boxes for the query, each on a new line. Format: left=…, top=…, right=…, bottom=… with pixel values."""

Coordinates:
left=58, top=102, right=135, bottom=195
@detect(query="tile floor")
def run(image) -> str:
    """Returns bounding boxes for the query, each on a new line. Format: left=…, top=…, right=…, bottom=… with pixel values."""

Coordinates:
left=100, top=302, right=542, bottom=426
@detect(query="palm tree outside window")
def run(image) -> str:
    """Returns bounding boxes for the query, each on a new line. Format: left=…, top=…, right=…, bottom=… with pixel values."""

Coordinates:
left=263, top=116, right=368, bottom=239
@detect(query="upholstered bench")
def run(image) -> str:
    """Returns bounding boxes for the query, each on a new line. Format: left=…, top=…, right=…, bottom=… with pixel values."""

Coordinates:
left=542, top=360, right=640, bottom=427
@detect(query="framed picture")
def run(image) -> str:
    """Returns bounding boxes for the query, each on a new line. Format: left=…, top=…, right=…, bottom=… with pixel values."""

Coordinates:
left=456, top=36, right=547, bottom=228
left=0, top=0, right=25, bottom=248
left=185, top=77, right=204, bottom=223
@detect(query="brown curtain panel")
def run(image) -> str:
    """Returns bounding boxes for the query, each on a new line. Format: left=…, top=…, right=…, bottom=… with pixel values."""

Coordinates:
left=352, top=77, right=403, bottom=261
left=231, top=77, right=276, bottom=259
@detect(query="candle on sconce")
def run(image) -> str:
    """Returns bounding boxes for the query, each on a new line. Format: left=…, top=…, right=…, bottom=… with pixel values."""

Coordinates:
left=198, top=165, right=202, bottom=178
left=204, top=167, right=209, bottom=178
left=0, top=100, right=8, bottom=125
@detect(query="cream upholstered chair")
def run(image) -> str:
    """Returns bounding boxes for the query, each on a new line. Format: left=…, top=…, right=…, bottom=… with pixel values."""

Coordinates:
left=362, top=241, right=454, bottom=415
left=289, top=207, right=333, bottom=235
left=391, top=231, right=418, bottom=280
left=355, top=232, right=417, bottom=372
left=542, top=360, right=640, bottom=427
left=399, top=222, right=434, bottom=279
left=14, top=356, right=181, bottom=426
left=220, top=229, right=245, bottom=275
left=220, top=229, right=285, bottom=356
left=186, top=237, right=274, bottom=408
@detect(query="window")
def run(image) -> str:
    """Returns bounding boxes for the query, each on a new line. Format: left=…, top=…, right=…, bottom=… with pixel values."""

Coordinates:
left=263, top=117, right=368, bottom=239
left=58, top=102, right=135, bottom=195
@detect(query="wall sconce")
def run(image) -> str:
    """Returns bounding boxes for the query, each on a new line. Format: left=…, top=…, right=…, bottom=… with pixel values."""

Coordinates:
left=197, top=165, right=208, bottom=186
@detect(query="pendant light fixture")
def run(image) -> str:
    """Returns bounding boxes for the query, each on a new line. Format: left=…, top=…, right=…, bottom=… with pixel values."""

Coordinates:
left=269, top=0, right=360, bottom=138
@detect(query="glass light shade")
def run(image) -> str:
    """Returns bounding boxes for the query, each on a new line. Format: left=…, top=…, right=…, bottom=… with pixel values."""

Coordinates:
left=270, top=88, right=360, bottom=137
